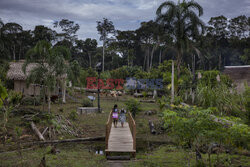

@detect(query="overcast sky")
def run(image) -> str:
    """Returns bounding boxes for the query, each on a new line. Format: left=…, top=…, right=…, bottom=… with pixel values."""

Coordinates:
left=0, top=0, right=249, bottom=44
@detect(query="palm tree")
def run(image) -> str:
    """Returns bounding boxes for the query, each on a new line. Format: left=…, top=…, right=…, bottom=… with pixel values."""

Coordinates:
left=156, top=0, right=205, bottom=75
left=23, top=40, right=71, bottom=113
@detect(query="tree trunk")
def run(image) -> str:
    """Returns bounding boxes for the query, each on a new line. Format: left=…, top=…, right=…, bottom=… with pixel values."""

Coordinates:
left=42, top=87, right=45, bottom=113
left=176, top=51, right=181, bottom=77
left=48, top=90, right=51, bottom=113
left=219, top=52, right=221, bottom=70
left=102, top=38, right=105, bottom=72
left=171, top=60, right=175, bottom=104
left=143, top=50, right=146, bottom=71
left=192, top=54, right=196, bottom=82
left=159, top=49, right=162, bottom=65
left=88, top=52, right=91, bottom=68
left=13, top=44, right=16, bottom=61
left=62, top=80, right=66, bottom=103
left=127, top=53, right=129, bottom=66
left=150, top=45, right=156, bottom=70
left=147, top=47, right=150, bottom=72
left=19, top=44, right=21, bottom=60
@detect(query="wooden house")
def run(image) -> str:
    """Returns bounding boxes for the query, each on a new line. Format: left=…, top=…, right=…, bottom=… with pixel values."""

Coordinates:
left=223, top=65, right=250, bottom=93
left=7, top=60, right=66, bottom=102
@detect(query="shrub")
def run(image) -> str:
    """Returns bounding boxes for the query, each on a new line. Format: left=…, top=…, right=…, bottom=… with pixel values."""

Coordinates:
left=79, top=68, right=98, bottom=87
left=142, top=91, right=147, bottom=99
left=69, top=110, right=78, bottom=120
left=243, top=84, right=250, bottom=124
left=110, top=66, right=129, bottom=79
left=196, top=82, right=242, bottom=116
left=100, top=71, right=111, bottom=80
left=125, top=99, right=141, bottom=118
left=82, top=98, right=93, bottom=107
left=59, top=108, right=64, bottom=112
left=21, top=96, right=41, bottom=106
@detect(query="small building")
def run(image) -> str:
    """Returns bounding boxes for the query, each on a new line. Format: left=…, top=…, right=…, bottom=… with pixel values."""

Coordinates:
left=6, top=60, right=63, bottom=97
left=223, top=65, right=250, bottom=93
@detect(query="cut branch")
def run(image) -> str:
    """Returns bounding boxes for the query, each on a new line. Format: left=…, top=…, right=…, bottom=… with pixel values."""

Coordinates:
left=30, top=121, right=45, bottom=141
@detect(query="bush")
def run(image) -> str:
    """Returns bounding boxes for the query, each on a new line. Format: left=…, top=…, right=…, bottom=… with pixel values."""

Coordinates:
left=110, top=66, right=130, bottom=79
left=21, top=96, right=41, bottom=106
left=82, top=98, right=93, bottom=107
left=69, top=110, right=78, bottom=120
left=59, top=108, right=64, bottom=112
left=125, top=99, right=141, bottom=118
left=79, top=68, right=98, bottom=87
left=196, top=82, right=241, bottom=116
left=243, top=84, right=250, bottom=124
left=100, top=71, right=111, bottom=80
left=142, top=91, right=147, bottom=99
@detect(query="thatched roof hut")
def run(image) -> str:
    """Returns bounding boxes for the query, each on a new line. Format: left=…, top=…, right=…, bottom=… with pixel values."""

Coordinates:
left=6, top=60, right=65, bottom=96
left=7, top=60, right=37, bottom=80
left=223, top=65, right=250, bottom=93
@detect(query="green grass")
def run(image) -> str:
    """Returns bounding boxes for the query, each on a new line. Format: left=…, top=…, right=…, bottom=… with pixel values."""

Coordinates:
left=127, top=145, right=250, bottom=167
left=1, top=93, right=249, bottom=167
left=0, top=143, right=107, bottom=167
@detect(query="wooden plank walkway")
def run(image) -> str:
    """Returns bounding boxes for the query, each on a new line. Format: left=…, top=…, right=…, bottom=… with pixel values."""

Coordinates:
left=105, top=111, right=136, bottom=158
left=106, top=123, right=134, bottom=152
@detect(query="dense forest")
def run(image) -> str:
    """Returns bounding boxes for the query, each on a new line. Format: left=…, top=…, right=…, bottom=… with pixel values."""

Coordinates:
left=0, top=3, right=249, bottom=72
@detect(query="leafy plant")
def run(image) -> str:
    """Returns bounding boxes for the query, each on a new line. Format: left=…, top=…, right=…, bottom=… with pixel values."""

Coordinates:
left=196, top=80, right=241, bottom=116
left=163, top=105, right=250, bottom=165
left=21, top=96, right=41, bottom=106
left=82, top=98, right=93, bottom=107
left=142, top=91, right=147, bottom=99
left=0, top=81, right=22, bottom=143
left=242, top=84, right=250, bottom=124
left=15, top=126, right=23, bottom=165
left=69, top=110, right=78, bottom=120
left=125, top=99, right=141, bottom=118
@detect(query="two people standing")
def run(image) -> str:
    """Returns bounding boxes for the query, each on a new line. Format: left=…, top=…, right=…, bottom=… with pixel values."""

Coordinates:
left=112, top=104, right=126, bottom=128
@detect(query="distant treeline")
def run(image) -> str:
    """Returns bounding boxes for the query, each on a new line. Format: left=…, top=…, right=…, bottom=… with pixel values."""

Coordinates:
left=0, top=1, right=249, bottom=72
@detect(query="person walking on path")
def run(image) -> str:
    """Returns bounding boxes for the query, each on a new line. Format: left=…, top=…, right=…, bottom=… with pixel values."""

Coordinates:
left=112, top=104, right=119, bottom=128
left=119, top=108, right=126, bottom=128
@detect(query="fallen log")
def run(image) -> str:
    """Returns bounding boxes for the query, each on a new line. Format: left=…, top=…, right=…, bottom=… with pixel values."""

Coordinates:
left=23, top=136, right=105, bottom=146
left=31, top=121, right=45, bottom=141
left=139, top=100, right=155, bottom=103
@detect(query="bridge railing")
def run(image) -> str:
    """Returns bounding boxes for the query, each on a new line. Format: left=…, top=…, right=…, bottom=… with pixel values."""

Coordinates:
left=105, top=110, right=113, bottom=149
left=128, top=112, right=136, bottom=151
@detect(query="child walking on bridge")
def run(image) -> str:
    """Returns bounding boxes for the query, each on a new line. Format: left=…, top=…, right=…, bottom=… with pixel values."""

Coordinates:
left=112, top=104, right=119, bottom=128
left=119, top=108, right=126, bottom=128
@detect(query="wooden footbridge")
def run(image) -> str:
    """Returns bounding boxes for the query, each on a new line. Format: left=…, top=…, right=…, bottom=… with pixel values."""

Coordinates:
left=105, top=111, right=136, bottom=158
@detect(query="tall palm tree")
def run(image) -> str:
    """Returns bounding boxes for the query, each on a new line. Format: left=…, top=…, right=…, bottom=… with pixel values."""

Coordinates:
left=156, top=0, right=205, bottom=75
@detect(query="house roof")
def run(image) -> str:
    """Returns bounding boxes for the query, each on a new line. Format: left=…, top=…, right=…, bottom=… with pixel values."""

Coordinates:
left=7, top=60, right=67, bottom=80
left=7, top=60, right=37, bottom=80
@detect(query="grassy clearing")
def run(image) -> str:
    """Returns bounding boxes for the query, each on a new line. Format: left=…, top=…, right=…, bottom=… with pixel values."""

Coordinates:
left=127, top=145, right=250, bottom=167
left=0, top=143, right=107, bottom=167
left=1, top=94, right=249, bottom=167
